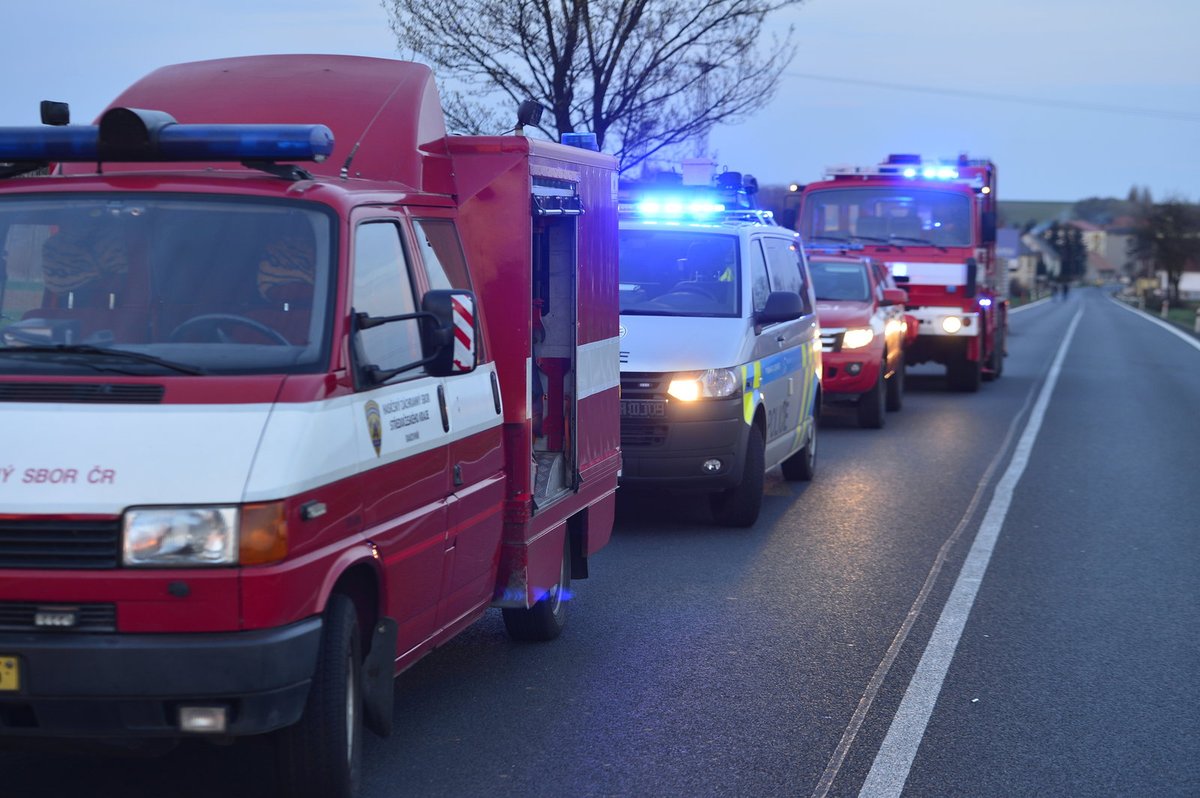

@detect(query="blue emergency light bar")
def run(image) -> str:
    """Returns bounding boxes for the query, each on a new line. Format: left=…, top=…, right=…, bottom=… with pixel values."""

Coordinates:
left=632, top=196, right=727, bottom=220
left=0, top=107, right=334, bottom=165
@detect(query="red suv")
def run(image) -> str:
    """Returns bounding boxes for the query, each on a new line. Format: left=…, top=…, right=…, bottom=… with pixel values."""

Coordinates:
left=809, top=252, right=913, bottom=428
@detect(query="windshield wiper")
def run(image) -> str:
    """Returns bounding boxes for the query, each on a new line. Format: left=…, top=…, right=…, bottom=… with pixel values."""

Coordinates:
left=809, top=234, right=851, bottom=243
left=848, top=234, right=888, bottom=243
left=0, top=345, right=206, bottom=375
left=889, top=235, right=945, bottom=250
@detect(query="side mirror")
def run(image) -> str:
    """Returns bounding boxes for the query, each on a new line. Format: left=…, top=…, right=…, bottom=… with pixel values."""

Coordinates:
left=981, top=210, right=997, bottom=244
left=422, top=290, right=478, bottom=376
left=881, top=287, right=908, bottom=307
left=757, top=290, right=804, bottom=325
left=964, top=258, right=978, bottom=299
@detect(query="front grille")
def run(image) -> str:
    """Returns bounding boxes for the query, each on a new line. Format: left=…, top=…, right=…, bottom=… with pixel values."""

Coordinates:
left=0, top=519, right=121, bottom=570
left=819, top=329, right=844, bottom=353
left=621, top=419, right=668, bottom=447
left=0, top=602, right=116, bottom=633
left=620, top=372, right=668, bottom=400
left=0, top=383, right=164, bottom=404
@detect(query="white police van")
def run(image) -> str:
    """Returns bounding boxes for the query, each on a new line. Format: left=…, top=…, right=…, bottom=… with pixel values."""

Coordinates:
left=617, top=165, right=821, bottom=527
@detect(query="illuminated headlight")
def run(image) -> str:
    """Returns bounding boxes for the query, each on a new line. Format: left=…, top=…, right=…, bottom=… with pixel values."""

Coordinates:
left=668, top=368, right=741, bottom=401
left=123, top=507, right=238, bottom=567
left=941, top=316, right=963, bottom=334
left=841, top=328, right=875, bottom=350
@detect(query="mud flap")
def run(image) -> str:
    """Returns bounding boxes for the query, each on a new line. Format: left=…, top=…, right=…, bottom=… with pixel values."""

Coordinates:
left=361, top=616, right=397, bottom=738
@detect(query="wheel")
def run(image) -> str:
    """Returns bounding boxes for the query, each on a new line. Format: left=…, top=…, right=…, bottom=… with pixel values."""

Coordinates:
left=984, top=327, right=1005, bottom=381
left=169, top=313, right=290, bottom=345
left=274, top=593, right=363, bottom=798
left=947, top=352, right=982, bottom=392
left=781, top=418, right=816, bottom=481
left=885, top=353, right=905, bottom=411
left=502, top=538, right=570, bottom=641
left=857, top=363, right=886, bottom=428
left=709, top=426, right=765, bottom=527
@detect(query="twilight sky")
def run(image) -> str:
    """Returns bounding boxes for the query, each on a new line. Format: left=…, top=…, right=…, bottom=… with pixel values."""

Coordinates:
left=5, top=0, right=1197, bottom=202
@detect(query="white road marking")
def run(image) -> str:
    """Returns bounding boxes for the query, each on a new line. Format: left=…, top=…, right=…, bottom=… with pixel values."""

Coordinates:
left=858, top=307, right=1084, bottom=798
left=1109, top=295, right=1200, bottom=353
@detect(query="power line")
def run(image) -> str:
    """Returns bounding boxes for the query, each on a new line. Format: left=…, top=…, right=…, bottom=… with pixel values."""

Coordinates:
left=783, top=72, right=1200, bottom=123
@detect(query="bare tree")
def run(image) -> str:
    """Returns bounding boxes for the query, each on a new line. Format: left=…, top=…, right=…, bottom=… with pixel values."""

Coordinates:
left=1130, top=198, right=1200, bottom=304
left=384, top=0, right=803, bottom=171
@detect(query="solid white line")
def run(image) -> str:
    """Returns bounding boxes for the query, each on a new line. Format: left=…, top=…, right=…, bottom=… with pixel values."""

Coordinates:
left=1008, top=296, right=1051, bottom=313
left=1108, top=295, right=1200, bottom=353
left=858, top=307, right=1085, bottom=798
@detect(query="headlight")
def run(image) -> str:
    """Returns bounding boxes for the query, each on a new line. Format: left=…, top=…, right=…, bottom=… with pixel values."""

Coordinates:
left=841, top=328, right=875, bottom=350
left=941, top=316, right=963, bottom=334
left=123, top=507, right=238, bottom=567
left=667, top=368, right=741, bottom=401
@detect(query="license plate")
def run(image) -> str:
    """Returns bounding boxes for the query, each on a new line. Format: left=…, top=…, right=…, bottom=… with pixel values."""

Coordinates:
left=0, top=656, right=18, bottom=691
left=621, top=399, right=666, bottom=418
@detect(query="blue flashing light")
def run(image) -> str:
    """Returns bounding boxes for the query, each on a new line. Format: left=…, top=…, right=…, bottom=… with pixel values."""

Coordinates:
left=0, top=118, right=334, bottom=165
left=561, top=132, right=599, bottom=151
left=902, top=167, right=917, bottom=178
left=155, top=124, right=335, bottom=162
left=0, top=126, right=99, bottom=161
left=979, top=297, right=993, bottom=307
left=634, top=194, right=724, bottom=220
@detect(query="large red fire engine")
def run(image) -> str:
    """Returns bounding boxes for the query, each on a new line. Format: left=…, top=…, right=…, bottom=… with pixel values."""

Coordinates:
left=795, top=154, right=1005, bottom=391
left=0, top=55, right=620, bottom=797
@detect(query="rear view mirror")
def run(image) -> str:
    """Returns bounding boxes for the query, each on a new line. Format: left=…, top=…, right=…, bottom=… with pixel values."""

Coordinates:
left=757, top=291, right=804, bottom=325
left=881, top=287, right=908, bottom=307
left=422, top=290, right=478, bottom=375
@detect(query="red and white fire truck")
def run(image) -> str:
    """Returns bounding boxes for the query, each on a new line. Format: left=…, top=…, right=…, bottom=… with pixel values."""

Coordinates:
left=0, top=55, right=620, bottom=797
left=795, top=154, right=1005, bottom=391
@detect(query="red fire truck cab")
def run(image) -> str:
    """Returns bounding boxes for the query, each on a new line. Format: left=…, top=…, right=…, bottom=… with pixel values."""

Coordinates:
left=796, top=154, right=1006, bottom=391
left=0, top=55, right=620, bottom=798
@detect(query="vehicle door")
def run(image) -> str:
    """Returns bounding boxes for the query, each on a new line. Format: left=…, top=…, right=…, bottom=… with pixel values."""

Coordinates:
left=349, top=215, right=452, bottom=657
left=873, top=260, right=907, bottom=373
left=407, top=214, right=506, bottom=630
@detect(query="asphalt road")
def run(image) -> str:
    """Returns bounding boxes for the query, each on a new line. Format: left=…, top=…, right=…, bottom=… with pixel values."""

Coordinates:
left=2, top=287, right=1197, bottom=797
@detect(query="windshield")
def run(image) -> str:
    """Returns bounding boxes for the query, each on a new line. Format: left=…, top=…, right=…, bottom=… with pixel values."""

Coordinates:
left=810, top=260, right=871, bottom=302
left=618, top=229, right=740, bottom=317
left=0, top=195, right=334, bottom=375
left=800, top=187, right=972, bottom=247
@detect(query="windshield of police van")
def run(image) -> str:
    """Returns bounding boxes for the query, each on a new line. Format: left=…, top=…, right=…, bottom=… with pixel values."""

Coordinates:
left=810, top=260, right=871, bottom=302
left=618, top=229, right=740, bottom=317
left=0, top=196, right=334, bottom=375
left=800, top=188, right=972, bottom=247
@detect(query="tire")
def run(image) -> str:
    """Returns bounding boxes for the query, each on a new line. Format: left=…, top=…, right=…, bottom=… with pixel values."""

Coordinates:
left=780, top=419, right=816, bottom=482
left=502, top=538, right=570, bottom=641
left=885, top=353, right=905, bottom=412
left=947, top=352, right=982, bottom=392
left=275, top=593, right=363, bottom=798
left=857, top=363, right=886, bottom=429
left=984, top=327, right=1005, bottom=381
left=709, top=426, right=765, bottom=527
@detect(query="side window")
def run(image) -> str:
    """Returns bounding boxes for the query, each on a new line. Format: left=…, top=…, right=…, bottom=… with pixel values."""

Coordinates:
left=353, top=221, right=424, bottom=379
left=749, top=240, right=771, bottom=313
left=762, top=236, right=813, bottom=315
left=412, top=218, right=472, bottom=291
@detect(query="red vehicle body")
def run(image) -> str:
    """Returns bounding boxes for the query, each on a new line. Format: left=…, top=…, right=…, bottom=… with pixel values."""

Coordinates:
left=0, top=55, right=619, bottom=797
left=808, top=251, right=914, bottom=427
left=797, top=154, right=1006, bottom=391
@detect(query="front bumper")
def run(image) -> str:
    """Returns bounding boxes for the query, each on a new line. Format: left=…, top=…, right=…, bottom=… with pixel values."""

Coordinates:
left=821, top=350, right=883, bottom=397
left=619, top=393, right=750, bottom=490
left=0, top=617, right=322, bottom=738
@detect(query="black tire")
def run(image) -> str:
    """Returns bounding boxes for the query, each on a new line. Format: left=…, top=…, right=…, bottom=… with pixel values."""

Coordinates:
left=984, top=327, right=1005, bottom=381
left=885, top=354, right=905, bottom=411
left=780, top=419, right=816, bottom=481
left=947, top=352, right=982, bottom=392
left=857, top=364, right=886, bottom=429
left=275, top=593, right=363, bottom=798
left=502, top=538, right=570, bottom=641
left=710, top=426, right=765, bottom=527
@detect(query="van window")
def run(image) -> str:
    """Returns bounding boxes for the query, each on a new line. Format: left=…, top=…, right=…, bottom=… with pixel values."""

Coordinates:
left=0, top=195, right=334, bottom=375
left=618, top=229, right=740, bottom=317
left=412, top=219, right=471, bottom=291
left=353, top=222, right=424, bottom=379
left=749, top=240, right=771, bottom=313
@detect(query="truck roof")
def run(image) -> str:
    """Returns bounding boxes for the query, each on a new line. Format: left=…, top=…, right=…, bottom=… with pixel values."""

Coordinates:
left=74, top=55, right=454, bottom=193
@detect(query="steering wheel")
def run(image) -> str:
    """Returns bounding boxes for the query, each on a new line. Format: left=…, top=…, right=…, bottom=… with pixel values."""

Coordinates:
left=168, top=314, right=290, bottom=346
